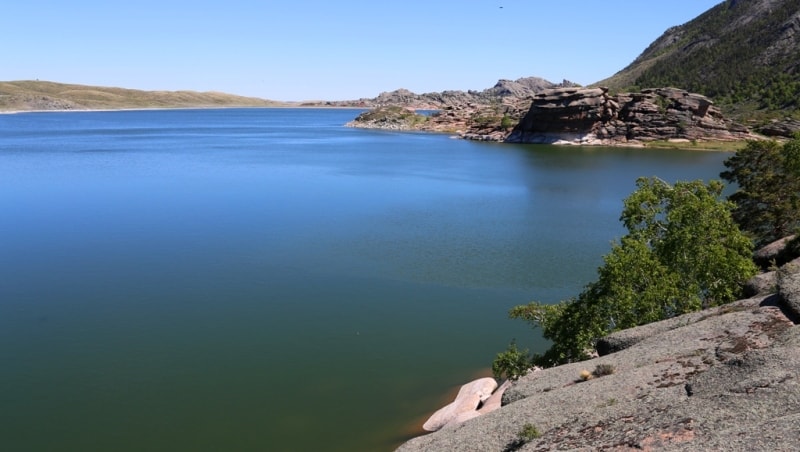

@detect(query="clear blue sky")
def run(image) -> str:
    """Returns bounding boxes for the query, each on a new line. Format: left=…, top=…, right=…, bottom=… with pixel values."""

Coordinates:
left=5, top=1, right=723, bottom=101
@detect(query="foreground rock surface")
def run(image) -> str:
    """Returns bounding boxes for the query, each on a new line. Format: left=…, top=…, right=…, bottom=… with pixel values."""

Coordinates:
left=398, top=269, right=800, bottom=451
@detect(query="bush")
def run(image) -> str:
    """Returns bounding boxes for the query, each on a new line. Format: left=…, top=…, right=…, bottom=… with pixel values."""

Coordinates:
left=593, top=363, right=616, bottom=377
left=518, top=423, right=541, bottom=441
left=492, top=340, right=532, bottom=381
left=504, top=423, right=541, bottom=452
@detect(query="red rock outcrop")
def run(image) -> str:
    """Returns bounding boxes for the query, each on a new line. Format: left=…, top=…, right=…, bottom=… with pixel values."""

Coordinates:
left=506, top=87, right=755, bottom=145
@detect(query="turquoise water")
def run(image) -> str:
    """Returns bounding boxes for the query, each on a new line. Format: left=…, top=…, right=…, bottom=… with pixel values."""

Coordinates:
left=0, top=109, right=731, bottom=451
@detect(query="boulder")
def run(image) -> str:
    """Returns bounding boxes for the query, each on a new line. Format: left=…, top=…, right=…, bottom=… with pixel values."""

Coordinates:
left=744, top=271, right=778, bottom=297
left=754, top=235, right=797, bottom=269
left=778, top=259, right=800, bottom=321
left=759, top=118, right=800, bottom=137
left=421, top=377, right=498, bottom=432
left=476, top=379, right=511, bottom=415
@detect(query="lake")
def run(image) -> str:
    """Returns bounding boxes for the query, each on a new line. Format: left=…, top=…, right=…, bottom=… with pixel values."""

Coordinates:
left=0, top=108, right=733, bottom=451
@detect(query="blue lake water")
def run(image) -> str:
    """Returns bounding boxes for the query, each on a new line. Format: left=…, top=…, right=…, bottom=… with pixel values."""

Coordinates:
left=0, top=108, right=732, bottom=451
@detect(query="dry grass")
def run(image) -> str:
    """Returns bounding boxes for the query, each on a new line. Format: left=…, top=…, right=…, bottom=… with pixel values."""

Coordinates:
left=0, top=80, right=289, bottom=111
left=641, top=139, right=748, bottom=152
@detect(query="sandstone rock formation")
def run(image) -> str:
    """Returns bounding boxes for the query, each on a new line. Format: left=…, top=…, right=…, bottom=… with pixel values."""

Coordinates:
left=397, top=240, right=800, bottom=451
left=348, top=85, right=758, bottom=145
left=506, top=86, right=755, bottom=145
left=345, top=77, right=579, bottom=139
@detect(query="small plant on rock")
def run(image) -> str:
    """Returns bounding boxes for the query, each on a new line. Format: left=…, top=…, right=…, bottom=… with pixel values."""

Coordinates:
left=492, top=340, right=532, bottom=381
left=593, top=363, right=616, bottom=377
left=504, top=423, right=542, bottom=452
left=518, top=423, right=541, bottom=441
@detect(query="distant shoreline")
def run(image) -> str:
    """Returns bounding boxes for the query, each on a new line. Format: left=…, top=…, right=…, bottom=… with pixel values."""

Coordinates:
left=0, top=105, right=367, bottom=115
left=0, top=80, right=371, bottom=115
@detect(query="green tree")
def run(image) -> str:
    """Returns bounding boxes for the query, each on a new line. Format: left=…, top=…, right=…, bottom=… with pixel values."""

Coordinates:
left=509, top=177, right=757, bottom=366
left=720, top=136, right=800, bottom=246
left=491, top=340, right=533, bottom=381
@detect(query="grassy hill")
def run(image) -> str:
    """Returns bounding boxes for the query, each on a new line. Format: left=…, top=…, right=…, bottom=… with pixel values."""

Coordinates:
left=596, top=0, right=800, bottom=122
left=0, top=80, right=288, bottom=111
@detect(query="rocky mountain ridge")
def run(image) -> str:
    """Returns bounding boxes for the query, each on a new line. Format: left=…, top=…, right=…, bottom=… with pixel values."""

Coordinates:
left=326, top=77, right=577, bottom=110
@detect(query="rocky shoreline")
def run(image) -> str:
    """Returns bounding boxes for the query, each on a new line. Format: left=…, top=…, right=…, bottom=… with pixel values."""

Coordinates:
left=397, top=238, right=800, bottom=451
left=347, top=86, right=765, bottom=146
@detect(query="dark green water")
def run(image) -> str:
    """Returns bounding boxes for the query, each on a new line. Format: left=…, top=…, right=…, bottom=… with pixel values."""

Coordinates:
left=0, top=109, right=732, bottom=451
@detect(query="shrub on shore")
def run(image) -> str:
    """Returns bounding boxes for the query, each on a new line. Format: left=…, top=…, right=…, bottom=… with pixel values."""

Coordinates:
left=492, top=340, right=533, bottom=381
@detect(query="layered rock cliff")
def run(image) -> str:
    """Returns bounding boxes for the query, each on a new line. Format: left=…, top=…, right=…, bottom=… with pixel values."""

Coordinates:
left=506, top=86, right=755, bottom=145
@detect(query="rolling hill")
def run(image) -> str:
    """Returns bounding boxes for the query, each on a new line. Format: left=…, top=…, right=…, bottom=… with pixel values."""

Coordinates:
left=0, top=80, right=287, bottom=111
